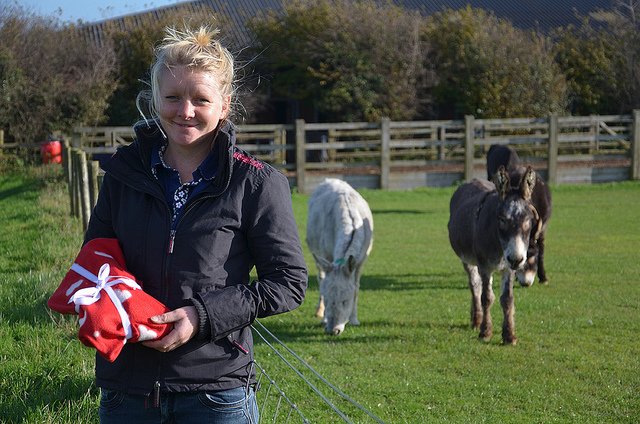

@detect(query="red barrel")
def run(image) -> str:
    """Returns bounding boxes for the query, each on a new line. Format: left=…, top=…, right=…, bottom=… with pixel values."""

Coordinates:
left=40, top=141, right=62, bottom=164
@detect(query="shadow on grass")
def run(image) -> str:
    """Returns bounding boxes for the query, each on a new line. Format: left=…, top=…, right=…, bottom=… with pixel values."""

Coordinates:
left=0, top=179, right=40, bottom=202
left=254, top=317, right=473, bottom=347
left=1, top=372, right=97, bottom=422
left=306, top=272, right=465, bottom=293
left=362, top=273, right=465, bottom=292
left=1, top=290, right=58, bottom=325
left=371, top=209, right=431, bottom=215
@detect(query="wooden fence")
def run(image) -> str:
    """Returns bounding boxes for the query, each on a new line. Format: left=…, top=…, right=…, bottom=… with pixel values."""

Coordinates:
left=47, top=112, right=640, bottom=228
left=292, top=113, right=639, bottom=192
left=66, top=112, right=640, bottom=194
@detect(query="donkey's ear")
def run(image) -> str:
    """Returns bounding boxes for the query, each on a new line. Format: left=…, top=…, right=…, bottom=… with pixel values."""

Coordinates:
left=520, top=166, right=536, bottom=200
left=314, top=254, right=334, bottom=271
left=347, top=255, right=356, bottom=273
left=495, top=166, right=510, bottom=200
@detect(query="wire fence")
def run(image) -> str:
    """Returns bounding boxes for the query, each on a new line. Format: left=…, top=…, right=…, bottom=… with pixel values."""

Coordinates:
left=251, top=320, right=386, bottom=424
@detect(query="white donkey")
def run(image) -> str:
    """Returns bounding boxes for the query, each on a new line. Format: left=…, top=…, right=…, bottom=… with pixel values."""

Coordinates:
left=306, top=178, right=373, bottom=335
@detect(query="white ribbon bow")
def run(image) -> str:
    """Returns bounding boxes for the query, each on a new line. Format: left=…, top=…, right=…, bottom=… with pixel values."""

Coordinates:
left=68, top=262, right=141, bottom=341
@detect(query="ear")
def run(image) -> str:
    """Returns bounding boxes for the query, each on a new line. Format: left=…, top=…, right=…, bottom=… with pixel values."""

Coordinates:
left=314, top=254, right=333, bottom=271
left=347, top=255, right=356, bottom=273
left=520, top=166, right=536, bottom=201
left=220, top=95, right=231, bottom=119
left=495, top=166, right=510, bottom=200
left=529, top=204, right=543, bottom=242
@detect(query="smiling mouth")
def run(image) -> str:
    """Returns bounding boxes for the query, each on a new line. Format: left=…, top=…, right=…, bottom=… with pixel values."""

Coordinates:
left=175, top=122, right=197, bottom=128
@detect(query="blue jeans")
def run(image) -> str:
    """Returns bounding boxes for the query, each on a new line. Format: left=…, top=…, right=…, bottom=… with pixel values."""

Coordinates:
left=99, top=386, right=259, bottom=424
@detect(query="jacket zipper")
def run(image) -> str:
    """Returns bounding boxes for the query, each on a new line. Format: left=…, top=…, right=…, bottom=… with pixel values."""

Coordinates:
left=166, top=193, right=217, bottom=256
left=153, top=380, right=161, bottom=407
left=168, top=229, right=176, bottom=254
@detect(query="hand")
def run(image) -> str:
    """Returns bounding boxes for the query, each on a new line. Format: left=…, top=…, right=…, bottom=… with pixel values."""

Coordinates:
left=142, top=306, right=199, bottom=352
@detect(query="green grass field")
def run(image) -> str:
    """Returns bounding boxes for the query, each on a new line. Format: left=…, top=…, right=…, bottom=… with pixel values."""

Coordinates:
left=0, top=165, right=638, bottom=423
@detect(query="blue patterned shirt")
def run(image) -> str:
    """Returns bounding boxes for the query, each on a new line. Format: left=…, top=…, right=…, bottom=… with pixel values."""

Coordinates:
left=151, top=142, right=218, bottom=229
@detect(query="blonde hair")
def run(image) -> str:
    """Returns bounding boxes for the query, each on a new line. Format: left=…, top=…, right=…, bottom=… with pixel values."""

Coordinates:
left=138, top=25, right=235, bottom=123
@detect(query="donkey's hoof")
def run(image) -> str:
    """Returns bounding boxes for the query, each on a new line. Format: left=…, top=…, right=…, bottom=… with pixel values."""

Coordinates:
left=479, top=333, right=492, bottom=342
left=502, top=337, right=518, bottom=346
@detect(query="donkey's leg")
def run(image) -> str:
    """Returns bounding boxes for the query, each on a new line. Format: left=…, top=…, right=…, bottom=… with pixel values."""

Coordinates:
left=478, top=268, right=495, bottom=341
left=315, top=266, right=326, bottom=319
left=463, top=263, right=483, bottom=330
left=537, top=234, right=548, bottom=284
left=500, top=270, right=517, bottom=345
left=349, top=267, right=362, bottom=326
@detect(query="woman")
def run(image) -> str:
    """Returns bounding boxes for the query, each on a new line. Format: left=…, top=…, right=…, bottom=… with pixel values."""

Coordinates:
left=85, top=25, right=308, bottom=423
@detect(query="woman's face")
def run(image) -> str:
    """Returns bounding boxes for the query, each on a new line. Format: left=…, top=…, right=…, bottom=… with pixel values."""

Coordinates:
left=157, top=65, right=230, bottom=148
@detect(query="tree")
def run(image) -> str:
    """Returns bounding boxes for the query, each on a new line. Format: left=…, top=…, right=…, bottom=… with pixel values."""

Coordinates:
left=582, top=0, right=640, bottom=113
left=0, top=3, right=116, bottom=144
left=249, top=0, right=429, bottom=122
left=552, top=18, right=620, bottom=115
left=423, top=6, right=568, bottom=119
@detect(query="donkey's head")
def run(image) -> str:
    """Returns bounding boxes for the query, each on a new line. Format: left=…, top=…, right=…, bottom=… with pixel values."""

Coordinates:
left=516, top=237, right=540, bottom=286
left=494, top=166, right=543, bottom=286
left=317, top=255, right=358, bottom=336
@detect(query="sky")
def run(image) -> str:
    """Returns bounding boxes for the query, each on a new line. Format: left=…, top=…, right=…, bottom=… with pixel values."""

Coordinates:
left=13, top=0, right=187, bottom=23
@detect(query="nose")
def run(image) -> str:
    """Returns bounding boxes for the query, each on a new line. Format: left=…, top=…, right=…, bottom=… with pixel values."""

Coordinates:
left=324, top=322, right=345, bottom=336
left=332, top=323, right=345, bottom=336
left=507, top=254, right=525, bottom=270
left=177, top=100, right=195, bottom=118
left=516, top=269, right=535, bottom=287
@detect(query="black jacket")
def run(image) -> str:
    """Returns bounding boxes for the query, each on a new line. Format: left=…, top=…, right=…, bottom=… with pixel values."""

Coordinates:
left=84, top=120, right=307, bottom=394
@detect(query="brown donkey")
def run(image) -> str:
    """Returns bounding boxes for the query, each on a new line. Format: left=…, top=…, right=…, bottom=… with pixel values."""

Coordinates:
left=448, top=166, right=542, bottom=345
left=486, top=144, right=552, bottom=285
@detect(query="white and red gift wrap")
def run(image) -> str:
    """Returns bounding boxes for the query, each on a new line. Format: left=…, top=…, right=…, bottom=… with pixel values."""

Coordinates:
left=48, top=238, right=171, bottom=362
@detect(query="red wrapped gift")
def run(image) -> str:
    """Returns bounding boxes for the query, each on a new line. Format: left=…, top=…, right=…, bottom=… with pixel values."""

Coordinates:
left=48, top=238, right=171, bottom=362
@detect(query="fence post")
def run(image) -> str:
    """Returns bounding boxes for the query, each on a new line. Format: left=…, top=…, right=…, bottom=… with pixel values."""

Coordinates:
left=71, top=149, right=81, bottom=218
left=278, top=127, right=286, bottom=165
left=327, top=128, right=337, bottom=162
left=71, top=129, right=81, bottom=148
left=632, top=110, right=640, bottom=180
left=464, top=115, right=475, bottom=181
left=88, top=160, right=101, bottom=209
left=78, top=150, right=91, bottom=231
left=295, top=119, right=306, bottom=194
left=548, top=113, right=559, bottom=185
left=62, top=141, right=74, bottom=216
left=380, top=117, right=391, bottom=190
left=438, top=126, right=446, bottom=161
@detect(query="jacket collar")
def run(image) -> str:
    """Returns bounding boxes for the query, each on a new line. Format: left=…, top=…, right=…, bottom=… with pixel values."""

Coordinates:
left=104, top=119, right=236, bottom=196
